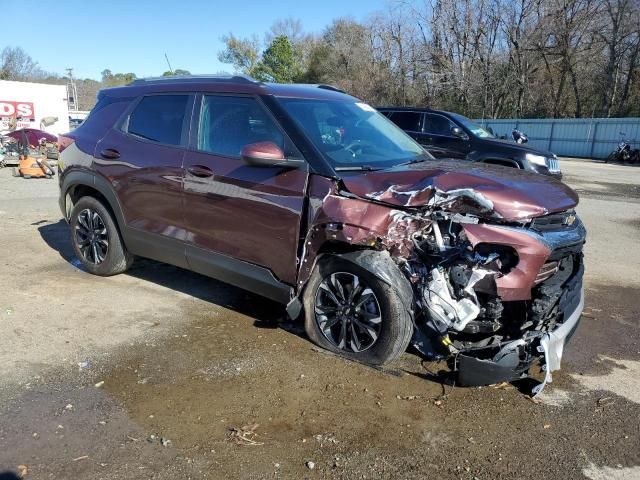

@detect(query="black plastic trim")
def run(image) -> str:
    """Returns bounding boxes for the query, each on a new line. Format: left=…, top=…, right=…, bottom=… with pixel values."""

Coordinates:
left=60, top=170, right=127, bottom=226
left=124, top=227, right=189, bottom=269
left=186, top=244, right=293, bottom=304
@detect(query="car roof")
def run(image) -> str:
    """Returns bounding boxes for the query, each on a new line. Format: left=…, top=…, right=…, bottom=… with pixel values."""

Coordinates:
left=100, top=75, right=359, bottom=102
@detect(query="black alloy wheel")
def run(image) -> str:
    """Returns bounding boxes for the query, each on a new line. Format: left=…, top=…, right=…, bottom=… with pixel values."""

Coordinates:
left=314, top=272, right=383, bottom=353
left=74, top=208, right=109, bottom=265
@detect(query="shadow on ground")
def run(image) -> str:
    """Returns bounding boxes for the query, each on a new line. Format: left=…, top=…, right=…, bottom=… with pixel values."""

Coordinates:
left=37, top=220, right=284, bottom=328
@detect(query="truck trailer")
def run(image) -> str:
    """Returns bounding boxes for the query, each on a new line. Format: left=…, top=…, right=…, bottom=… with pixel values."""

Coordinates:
left=0, top=80, right=69, bottom=136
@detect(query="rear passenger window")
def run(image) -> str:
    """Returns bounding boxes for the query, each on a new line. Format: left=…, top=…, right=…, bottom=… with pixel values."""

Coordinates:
left=198, top=95, right=285, bottom=157
left=127, top=95, right=189, bottom=146
left=389, top=111, right=422, bottom=132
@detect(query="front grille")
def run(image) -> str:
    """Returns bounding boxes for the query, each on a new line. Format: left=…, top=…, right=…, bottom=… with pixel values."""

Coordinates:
left=530, top=253, right=583, bottom=329
left=531, top=210, right=576, bottom=232
left=547, top=157, right=561, bottom=172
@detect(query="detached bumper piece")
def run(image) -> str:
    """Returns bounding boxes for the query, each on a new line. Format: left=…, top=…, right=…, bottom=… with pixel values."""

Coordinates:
left=455, top=339, right=535, bottom=387
left=455, top=253, right=584, bottom=393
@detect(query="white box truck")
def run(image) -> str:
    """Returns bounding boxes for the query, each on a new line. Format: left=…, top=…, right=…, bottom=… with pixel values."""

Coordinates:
left=0, top=80, right=69, bottom=136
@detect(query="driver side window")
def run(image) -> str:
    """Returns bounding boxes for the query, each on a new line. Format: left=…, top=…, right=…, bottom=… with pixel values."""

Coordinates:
left=423, top=113, right=457, bottom=137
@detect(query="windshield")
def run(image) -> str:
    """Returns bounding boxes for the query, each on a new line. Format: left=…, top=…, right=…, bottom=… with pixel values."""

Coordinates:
left=276, top=98, right=430, bottom=170
left=450, top=113, right=495, bottom=139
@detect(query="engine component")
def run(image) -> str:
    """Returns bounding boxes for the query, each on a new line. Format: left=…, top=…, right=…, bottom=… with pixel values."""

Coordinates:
left=422, top=268, right=480, bottom=333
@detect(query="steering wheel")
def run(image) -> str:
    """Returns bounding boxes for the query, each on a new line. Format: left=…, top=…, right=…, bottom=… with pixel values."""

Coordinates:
left=343, top=140, right=375, bottom=157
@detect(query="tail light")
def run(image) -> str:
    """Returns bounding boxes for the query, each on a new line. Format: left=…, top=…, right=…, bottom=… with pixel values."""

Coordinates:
left=57, top=134, right=75, bottom=153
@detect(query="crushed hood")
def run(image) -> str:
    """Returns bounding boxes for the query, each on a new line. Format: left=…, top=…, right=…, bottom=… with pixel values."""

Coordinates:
left=340, top=160, right=579, bottom=221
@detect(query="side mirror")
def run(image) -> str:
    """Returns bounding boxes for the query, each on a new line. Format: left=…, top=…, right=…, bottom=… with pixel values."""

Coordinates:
left=240, top=141, right=303, bottom=168
left=451, top=126, right=468, bottom=140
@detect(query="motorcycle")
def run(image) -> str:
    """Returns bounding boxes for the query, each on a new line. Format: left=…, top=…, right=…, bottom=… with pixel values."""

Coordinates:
left=512, top=129, right=528, bottom=144
left=605, top=133, right=639, bottom=165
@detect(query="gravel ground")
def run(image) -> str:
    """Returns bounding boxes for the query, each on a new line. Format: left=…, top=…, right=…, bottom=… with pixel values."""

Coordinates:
left=0, top=158, right=639, bottom=479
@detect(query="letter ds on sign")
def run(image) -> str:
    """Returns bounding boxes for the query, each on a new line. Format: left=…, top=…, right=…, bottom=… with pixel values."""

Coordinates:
left=0, top=101, right=35, bottom=119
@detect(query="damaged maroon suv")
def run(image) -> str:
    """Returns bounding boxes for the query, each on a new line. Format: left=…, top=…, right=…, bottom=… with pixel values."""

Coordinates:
left=58, top=76, right=586, bottom=393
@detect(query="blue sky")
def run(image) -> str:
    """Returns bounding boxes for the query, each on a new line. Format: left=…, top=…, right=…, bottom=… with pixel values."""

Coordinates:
left=2, top=0, right=388, bottom=80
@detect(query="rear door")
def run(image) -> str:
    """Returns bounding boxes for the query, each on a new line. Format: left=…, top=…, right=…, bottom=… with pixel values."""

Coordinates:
left=182, top=94, right=308, bottom=291
left=422, top=112, right=471, bottom=159
left=95, top=93, right=193, bottom=267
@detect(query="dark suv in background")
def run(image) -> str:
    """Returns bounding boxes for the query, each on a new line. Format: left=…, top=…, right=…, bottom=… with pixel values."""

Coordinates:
left=57, top=76, right=584, bottom=392
left=379, top=107, right=562, bottom=178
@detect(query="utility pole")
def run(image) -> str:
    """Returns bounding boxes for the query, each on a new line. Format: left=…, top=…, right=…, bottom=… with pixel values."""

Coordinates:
left=65, top=68, right=79, bottom=112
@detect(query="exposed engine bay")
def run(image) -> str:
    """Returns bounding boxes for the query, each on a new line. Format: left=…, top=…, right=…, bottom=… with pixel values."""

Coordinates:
left=382, top=201, right=585, bottom=394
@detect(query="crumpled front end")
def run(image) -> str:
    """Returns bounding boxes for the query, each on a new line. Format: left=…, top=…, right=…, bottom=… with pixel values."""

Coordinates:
left=449, top=221, right=585, bottom=392
left=299, top=175, right=586, bottom=394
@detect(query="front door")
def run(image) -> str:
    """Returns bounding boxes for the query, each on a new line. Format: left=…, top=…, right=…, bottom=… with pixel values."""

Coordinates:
left=182, top=94, right=308, bottom=289
left=422, top=112, right=471, bottom=159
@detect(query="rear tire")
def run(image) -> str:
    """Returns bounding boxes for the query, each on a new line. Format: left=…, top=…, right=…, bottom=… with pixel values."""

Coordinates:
left=69, top=196, right=133, bottom=276
left=303, top=255, right=413, bottom=366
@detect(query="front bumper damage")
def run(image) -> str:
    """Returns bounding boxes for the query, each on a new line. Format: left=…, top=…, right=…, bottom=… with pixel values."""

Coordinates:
left=534, top=288, right=584, bottom=394
left=455, top=289, right=584, bottom=392
left=452, top=222, right=586, bottom=394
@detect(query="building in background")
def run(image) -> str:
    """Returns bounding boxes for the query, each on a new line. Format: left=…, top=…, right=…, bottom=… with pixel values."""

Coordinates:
left=0, top=80, right=69, bottom=136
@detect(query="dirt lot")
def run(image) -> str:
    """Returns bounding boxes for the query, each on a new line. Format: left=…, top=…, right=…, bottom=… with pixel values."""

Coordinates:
left=0, top=159, right=639, bottom=479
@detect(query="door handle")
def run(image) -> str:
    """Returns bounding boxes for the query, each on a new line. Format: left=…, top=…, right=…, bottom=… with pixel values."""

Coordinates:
left=100, top=148, right=120, bottom=160
left=187, top=165, right=214, bottom=178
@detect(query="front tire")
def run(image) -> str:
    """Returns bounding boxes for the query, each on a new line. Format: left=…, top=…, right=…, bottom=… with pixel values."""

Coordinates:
left=69, top=196, right=133, bottom=276
left=303, top=255, right=413, bottom=366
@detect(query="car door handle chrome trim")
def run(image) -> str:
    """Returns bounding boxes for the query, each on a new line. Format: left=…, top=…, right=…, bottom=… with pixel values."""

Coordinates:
left=187, top=165, right=214, bottom=178
left=100, top=148, right=120, bottom=160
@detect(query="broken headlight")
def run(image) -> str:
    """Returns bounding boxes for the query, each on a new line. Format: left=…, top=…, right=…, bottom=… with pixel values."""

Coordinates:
left=472, top=244, right=519, bottom=274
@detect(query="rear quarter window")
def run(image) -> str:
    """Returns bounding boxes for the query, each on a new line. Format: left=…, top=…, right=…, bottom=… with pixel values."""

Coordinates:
left=66, top=94, right=134, bottom=153
left=127, top=95, right=189, bottom=146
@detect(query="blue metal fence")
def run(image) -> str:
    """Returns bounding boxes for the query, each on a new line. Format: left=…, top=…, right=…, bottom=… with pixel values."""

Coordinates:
left=475, top=117, right=640, bottom=159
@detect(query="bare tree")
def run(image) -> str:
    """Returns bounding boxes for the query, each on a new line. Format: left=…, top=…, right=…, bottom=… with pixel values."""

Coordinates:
left=596, top=0, right=640, bottom=115
left=0, top=46, right=47, bottom=81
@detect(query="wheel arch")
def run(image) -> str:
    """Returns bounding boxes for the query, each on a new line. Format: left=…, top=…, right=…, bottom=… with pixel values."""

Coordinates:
left=297, top=248, right=414, bottom=316
left=62, top=171, right=126, bottom=232
left=301, top=248, right=416, bottom=364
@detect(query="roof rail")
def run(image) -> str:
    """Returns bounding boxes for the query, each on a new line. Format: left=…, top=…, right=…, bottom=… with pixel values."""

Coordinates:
left=291, top=83, right=347, bottom=94
left=315, top=84, right=346, bottom=94
left=129, top=74, right=261, bottom=85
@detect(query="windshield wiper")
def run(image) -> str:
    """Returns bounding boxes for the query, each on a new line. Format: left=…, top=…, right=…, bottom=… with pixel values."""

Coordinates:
left=397, top=157, right=431, bottom=166
left=334, top=165, right=381, bottom=172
